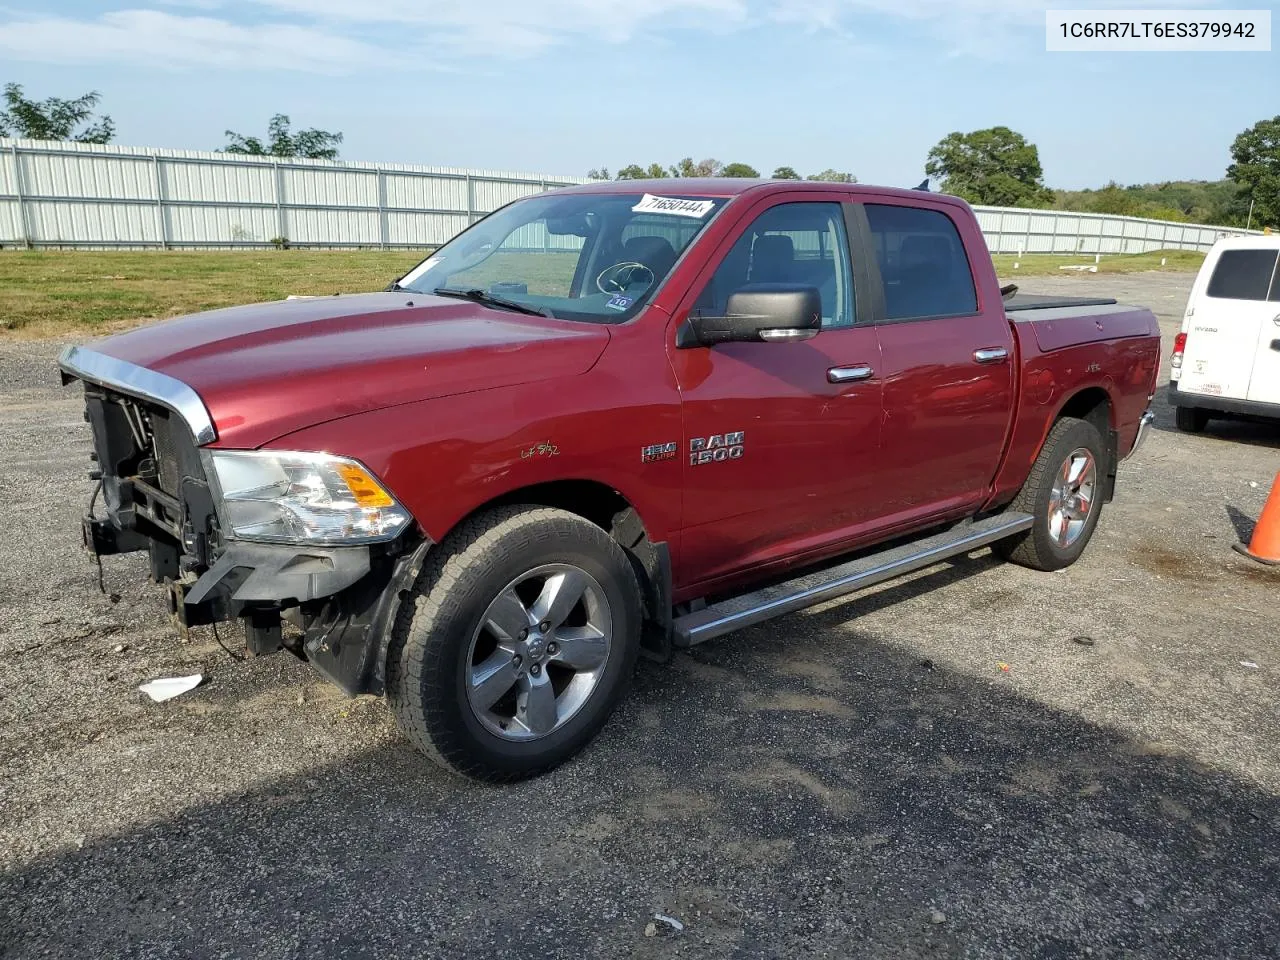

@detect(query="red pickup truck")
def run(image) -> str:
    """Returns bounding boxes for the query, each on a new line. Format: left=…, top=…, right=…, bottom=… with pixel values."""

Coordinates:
left=60, top=179, right=1160, bottom=781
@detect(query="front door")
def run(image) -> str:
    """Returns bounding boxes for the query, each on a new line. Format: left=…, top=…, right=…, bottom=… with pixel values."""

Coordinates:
left=861, top=199, right=1016, bottom=522
left=1179, top=245, right=1280, bottom=404
left=667, top=198, right=883, bottom=589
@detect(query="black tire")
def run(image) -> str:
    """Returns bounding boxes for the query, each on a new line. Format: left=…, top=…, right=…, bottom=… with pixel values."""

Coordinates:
left=995, top=417, right=1107, bottom=572
left=1175, top=405, right=1209, bottom=433
left=386, top=505, right=642, bottom=782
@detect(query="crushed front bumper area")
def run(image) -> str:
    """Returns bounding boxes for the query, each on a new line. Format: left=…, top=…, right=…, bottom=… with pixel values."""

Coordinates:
left=61, top=345, right=428, bottom=699
left=86, top=509, right=429, bottom=697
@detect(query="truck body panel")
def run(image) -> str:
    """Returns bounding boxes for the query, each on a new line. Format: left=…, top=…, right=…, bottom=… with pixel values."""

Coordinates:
left=58, top=177, right=1162, bottom=701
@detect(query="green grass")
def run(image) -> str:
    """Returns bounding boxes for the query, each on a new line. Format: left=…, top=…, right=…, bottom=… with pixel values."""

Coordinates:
left=0, top=249, right=428, bottom=336
left=0, top=247, right=1207, bottom=338
left=991, top=249, right=1204, bottom=278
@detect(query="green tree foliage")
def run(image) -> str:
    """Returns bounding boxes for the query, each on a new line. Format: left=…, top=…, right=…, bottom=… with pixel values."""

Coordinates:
left=805, top=169, right=857, bottom=183
left=224, top=114, right=343, bottom=160
left=1053, top=179, right=1249, bottom=226
left=0, top=83, right=114, bottom=143
left=586, top=167, right=610, bottom=181
left=1227, top=115, right=1280, bottom=229
left=609, top=161, right=855, bottom=182
left=669, top=157, right=722, bottom=177
left=616, top=163, right=668, bottom=179
left=925, top=127, right=1053, bottom=207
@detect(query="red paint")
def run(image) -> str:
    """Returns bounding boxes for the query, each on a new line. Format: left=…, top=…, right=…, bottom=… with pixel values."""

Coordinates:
left=88, top=180, right=1161, bottom=603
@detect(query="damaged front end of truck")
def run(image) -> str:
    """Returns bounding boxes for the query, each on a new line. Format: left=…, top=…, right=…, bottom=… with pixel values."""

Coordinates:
left=59, top=345, right=429, bottom=696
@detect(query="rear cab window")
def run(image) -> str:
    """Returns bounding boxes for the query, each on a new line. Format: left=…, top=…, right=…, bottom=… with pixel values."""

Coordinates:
left=864, top=204, right=978, bottom=321
left=1206, top=249, right=1280, bottom=302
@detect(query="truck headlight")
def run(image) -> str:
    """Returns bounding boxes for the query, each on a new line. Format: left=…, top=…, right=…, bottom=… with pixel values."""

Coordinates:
left=209, top=450, right=412, bottom=545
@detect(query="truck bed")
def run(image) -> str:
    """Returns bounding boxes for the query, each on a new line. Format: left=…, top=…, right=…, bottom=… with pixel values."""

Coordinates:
left=1005, top=293, right=1118, bottom=312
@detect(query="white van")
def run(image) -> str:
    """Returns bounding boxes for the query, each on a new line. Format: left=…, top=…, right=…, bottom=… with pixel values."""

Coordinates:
left=1171, top=234, right=1280, bottom=432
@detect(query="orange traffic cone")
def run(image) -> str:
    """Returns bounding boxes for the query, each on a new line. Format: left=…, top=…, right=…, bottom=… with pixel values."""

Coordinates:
left=1234, top=471, right=1280, bottom=566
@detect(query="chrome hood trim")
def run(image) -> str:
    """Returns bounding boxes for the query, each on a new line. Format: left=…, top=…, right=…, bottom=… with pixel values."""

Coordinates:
left=58, top=345, right=218, bottom=446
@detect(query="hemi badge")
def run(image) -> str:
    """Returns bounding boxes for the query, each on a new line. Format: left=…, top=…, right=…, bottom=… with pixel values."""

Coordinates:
left=641, top=442, right=677, bottom=464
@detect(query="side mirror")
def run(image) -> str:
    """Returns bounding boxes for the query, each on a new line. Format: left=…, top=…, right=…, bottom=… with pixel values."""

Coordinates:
left=678, top=284, right=822, bottom=348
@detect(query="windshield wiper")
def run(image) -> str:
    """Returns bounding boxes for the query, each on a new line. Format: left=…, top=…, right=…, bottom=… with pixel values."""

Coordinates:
left=432, top=287, right=552, bottom=318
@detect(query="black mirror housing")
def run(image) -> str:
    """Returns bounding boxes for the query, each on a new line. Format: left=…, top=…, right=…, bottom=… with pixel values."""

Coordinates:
left=679, top=284, right=822, bottom=348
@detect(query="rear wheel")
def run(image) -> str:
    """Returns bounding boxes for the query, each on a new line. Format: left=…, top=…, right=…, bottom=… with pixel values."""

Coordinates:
left=1175, top=405, right=1209, bottom=433
left=386, top=506, right=642, bottom=782
left=996, top=416, right=1107, bottom=572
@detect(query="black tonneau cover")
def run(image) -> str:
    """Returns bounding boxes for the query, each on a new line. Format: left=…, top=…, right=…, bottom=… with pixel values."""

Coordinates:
left=1005, top=293, right=1118, bottom=311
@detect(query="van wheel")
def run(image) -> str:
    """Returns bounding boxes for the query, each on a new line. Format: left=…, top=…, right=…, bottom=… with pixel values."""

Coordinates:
left=995, top=416, right=1106, bottom=572
left=386, top=506, right=642, bottom=782
left=1175, top=406, right=1209, bottom=433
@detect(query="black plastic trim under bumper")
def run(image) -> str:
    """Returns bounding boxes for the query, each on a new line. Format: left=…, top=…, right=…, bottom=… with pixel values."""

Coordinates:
left=1170, top=381, right=1280, bottom=421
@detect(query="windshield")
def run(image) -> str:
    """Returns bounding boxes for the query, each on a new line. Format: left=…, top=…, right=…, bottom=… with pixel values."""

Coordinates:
left=396, top=192, right=728, bottom=322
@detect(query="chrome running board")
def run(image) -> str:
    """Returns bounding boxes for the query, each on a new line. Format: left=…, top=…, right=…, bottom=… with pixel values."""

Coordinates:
left=672, top=512, right=1035, bottom=647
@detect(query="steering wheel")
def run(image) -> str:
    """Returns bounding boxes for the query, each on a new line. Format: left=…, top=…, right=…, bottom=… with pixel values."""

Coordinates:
left=596, top=261, right=655, bottom=295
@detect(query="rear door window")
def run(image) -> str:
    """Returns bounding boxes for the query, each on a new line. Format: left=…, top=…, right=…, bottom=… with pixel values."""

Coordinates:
left=1205, top=249, right=1280, bottom=302
left=864, top=204, right=978, bottom=321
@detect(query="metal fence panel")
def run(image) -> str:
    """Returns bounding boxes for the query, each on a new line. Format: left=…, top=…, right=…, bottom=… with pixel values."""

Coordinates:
left=0, top=138, right=1261, bottom=253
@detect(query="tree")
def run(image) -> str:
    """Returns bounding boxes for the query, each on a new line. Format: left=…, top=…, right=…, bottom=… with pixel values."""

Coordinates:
left=669, top=157, right=722, bottom=177
left=223, top=114, right=343, bottom=160
left=924, top=127, right=1053, bottom=208
left=806, top=169, right=857, bottom=183
left=721, top=162, right=759, bottom=178
left=772, top=166, right=801, bottom=180
left=616, top=163, right=668, bottom=179
left=0, top=83, right=114, bottom=143
left=1227, top=116, right=1280, bottom=229
left=586, top=167, right=611, bottom=181
left=1088, top=181, right=1140, bottom=216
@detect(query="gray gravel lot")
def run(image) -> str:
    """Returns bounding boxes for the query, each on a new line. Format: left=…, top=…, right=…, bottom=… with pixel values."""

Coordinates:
left=1, top=271, right=1278, bottom=959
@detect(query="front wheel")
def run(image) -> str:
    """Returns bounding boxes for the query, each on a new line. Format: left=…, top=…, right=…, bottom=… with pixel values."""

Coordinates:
left=995, top=416, right=1107, bottom=572
left=386, top=506, right=642, bottom=782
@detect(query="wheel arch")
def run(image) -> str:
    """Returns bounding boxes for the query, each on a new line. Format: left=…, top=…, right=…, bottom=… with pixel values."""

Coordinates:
left=1051, top=385, right=1117, bottom=502
left=438, top=479, right=673, bottom=661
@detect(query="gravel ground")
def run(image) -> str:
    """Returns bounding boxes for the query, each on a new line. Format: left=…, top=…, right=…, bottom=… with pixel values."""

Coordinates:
left=2, top=271, right=1278, bottom=959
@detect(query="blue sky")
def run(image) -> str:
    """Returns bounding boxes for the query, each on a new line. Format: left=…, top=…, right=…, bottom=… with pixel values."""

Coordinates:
left=1, top=1, right=1276, bottom=188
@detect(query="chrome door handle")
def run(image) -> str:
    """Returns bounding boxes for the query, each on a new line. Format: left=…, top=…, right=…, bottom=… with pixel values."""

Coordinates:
left=828, top=365, right=874, bottom=383
left=1272, top=313, right=1280, bottom=326
left=973, top=347, right=1009, bottom=364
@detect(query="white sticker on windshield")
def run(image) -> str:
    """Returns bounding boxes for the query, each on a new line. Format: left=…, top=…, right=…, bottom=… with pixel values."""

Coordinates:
left=631, top=194, right=715, bottom=219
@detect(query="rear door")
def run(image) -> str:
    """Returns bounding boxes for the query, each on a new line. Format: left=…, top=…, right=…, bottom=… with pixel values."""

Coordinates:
left=859, top=199, right=1016, bottom=522
left=1179, top=246, right=1279, bottom=402
left=1245, top=252, right=1280, bottom=405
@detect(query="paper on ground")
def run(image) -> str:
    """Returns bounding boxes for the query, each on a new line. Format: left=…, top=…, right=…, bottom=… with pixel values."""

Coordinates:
left=139, top=674, right=203, bottom=702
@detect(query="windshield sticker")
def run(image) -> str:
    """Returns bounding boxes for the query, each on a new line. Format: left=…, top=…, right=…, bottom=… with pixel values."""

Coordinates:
left=605, top=295, right=633, bottom=311
left=631, top=194, right=715, bottom=219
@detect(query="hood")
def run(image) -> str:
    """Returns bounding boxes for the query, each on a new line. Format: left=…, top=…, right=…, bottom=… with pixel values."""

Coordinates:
left=89, top=293, right=610, bottom=448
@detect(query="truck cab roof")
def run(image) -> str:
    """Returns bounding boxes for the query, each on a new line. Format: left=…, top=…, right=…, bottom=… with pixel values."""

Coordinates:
left=551, top=177, right=969, bottom=209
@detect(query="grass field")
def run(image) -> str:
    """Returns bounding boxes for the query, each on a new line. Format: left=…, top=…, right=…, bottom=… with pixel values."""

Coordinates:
left=0, top=250, right=427, bottom=336
left=991, top=249, right=1204, bottom=277
left=0, top=248, right=1205, bottom=337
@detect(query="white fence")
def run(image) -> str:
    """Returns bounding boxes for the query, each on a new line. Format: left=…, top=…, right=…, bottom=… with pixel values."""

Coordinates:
left=972, top=206, right=1254, bottom=255
left=0, top=139, right=584, bottom=250
left=0, top=138, right=1259, bottom=253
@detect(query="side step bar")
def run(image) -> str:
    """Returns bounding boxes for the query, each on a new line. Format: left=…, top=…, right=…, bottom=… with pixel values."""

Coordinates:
left=672, top=513, right=1035, bottom=647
